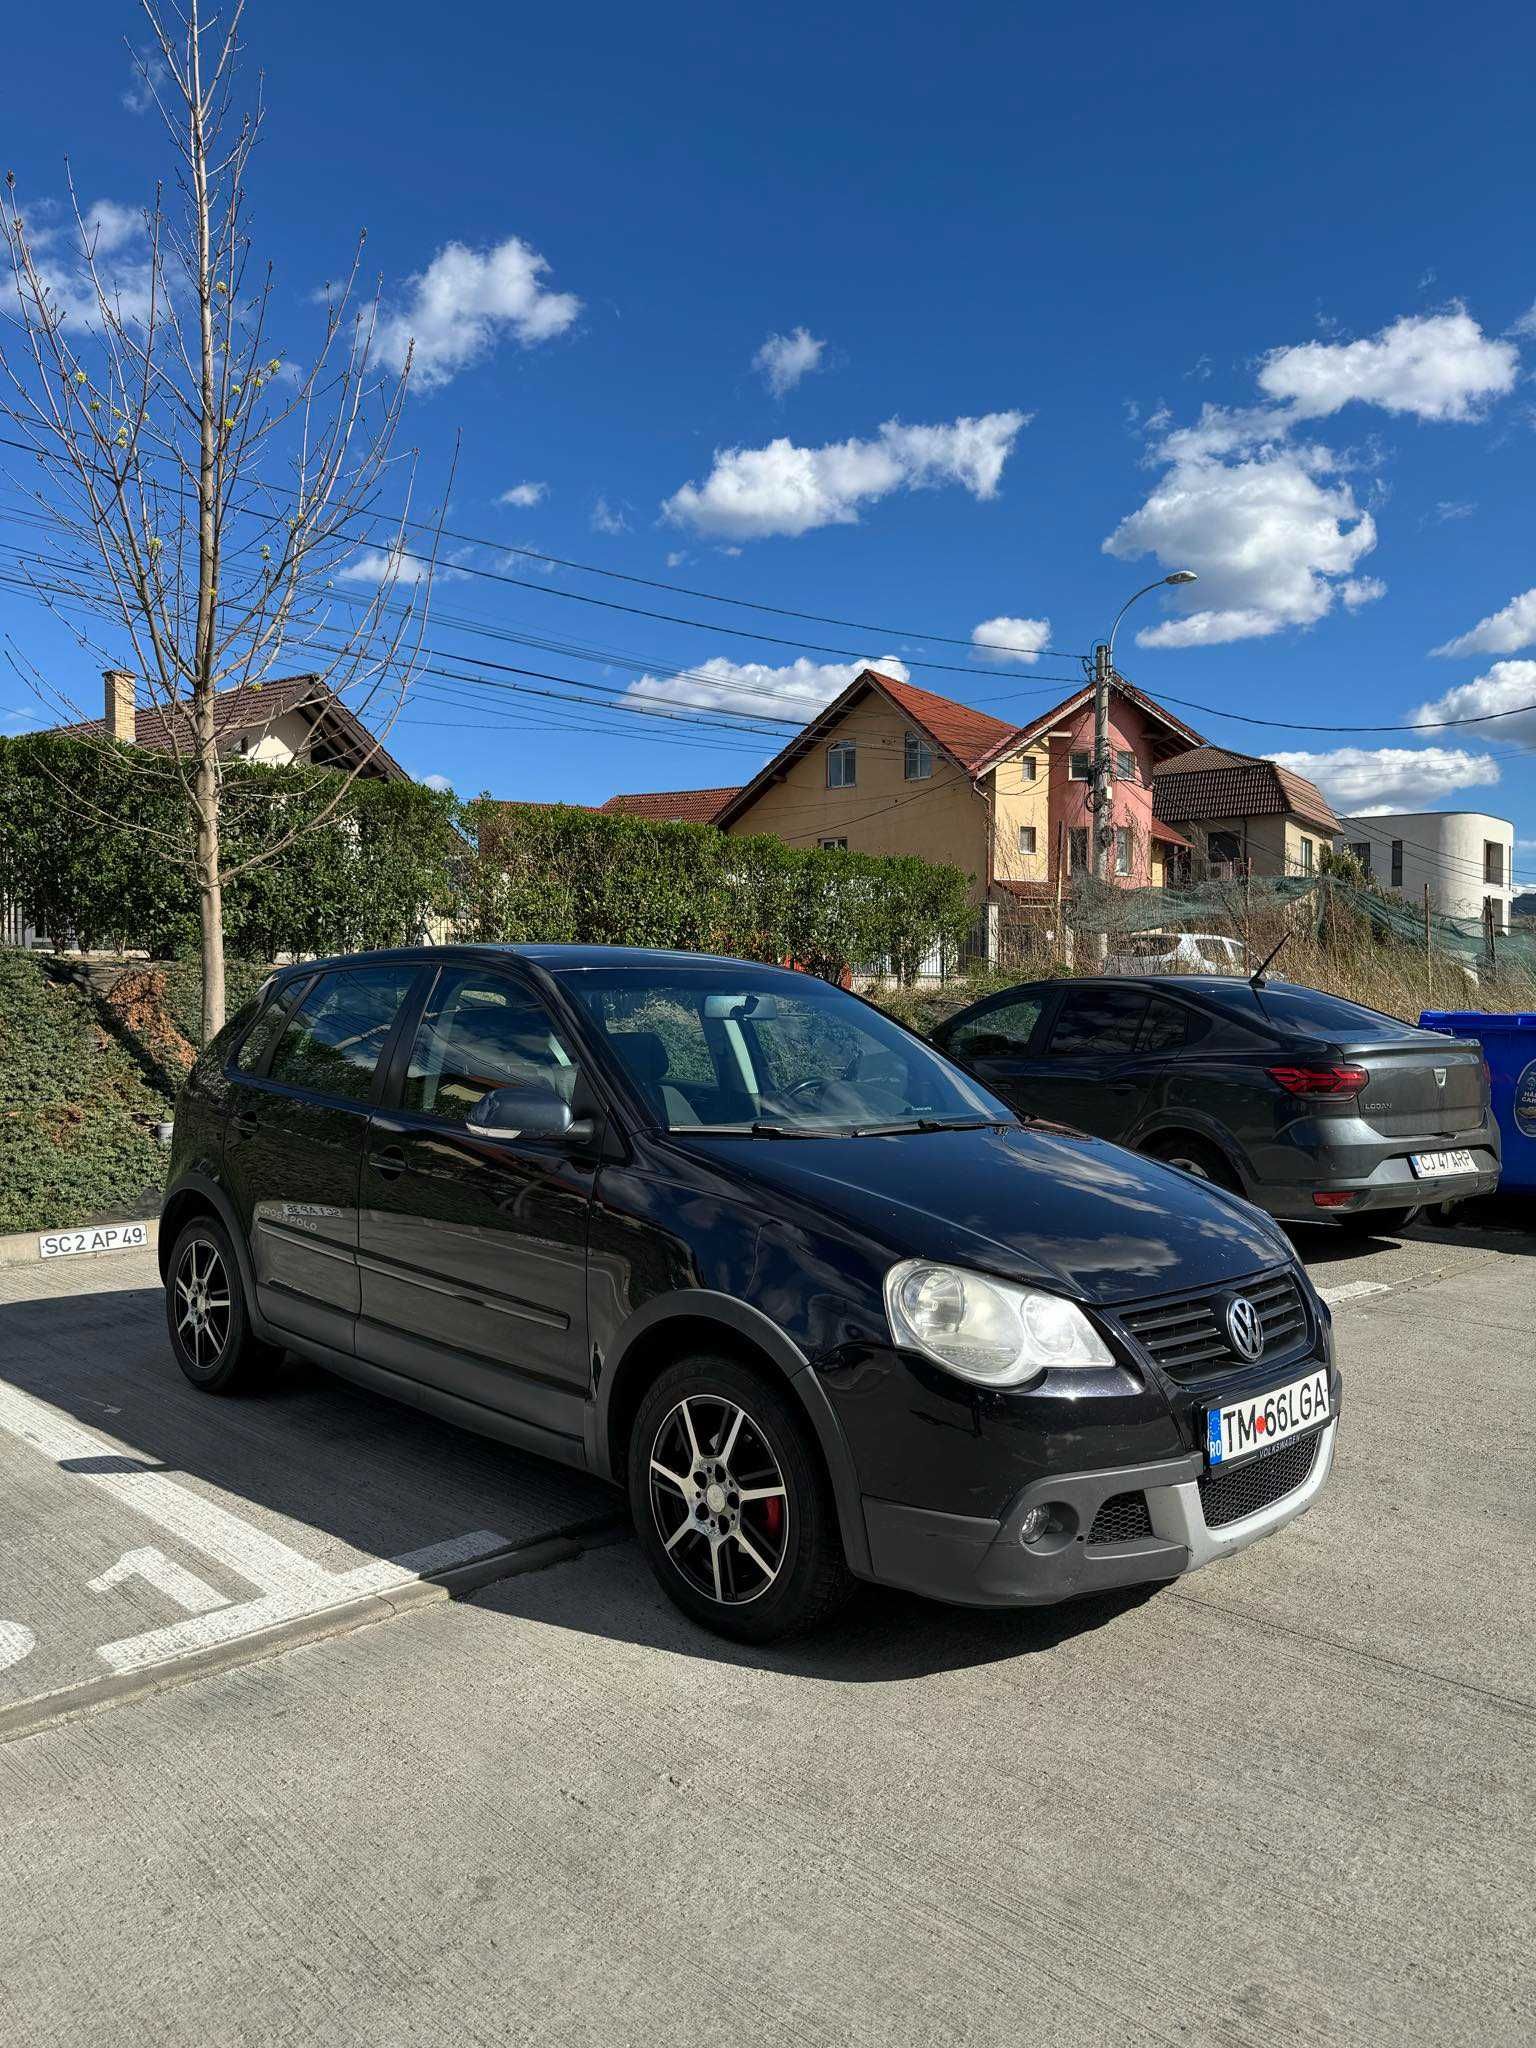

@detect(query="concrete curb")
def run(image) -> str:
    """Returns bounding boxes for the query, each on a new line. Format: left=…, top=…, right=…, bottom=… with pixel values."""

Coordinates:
left=0, top=1510, right=626, bottom=1749
left=0, top=1220, right=160, bottom=1270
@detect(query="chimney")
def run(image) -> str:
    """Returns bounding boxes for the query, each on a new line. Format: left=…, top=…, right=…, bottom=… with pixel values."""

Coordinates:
left=104, top=669, right=136, bottom=745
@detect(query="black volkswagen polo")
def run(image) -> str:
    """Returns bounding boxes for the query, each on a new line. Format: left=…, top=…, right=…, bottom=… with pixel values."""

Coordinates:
left=161, top=946, right=1339, bottom=1641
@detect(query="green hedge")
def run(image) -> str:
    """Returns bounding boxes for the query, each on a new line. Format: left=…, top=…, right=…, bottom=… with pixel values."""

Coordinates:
left=452, top=800, right=976, bottom=983
left=0, top=734, right=458, bottom=959
left=0, top=953, right=170, bottom=1234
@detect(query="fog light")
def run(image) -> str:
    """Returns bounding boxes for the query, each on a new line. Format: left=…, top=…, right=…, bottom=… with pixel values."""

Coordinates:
left=1312, top=1190, right=1356, bottom=1209
left=1018, top=1505, right=1052, bottom=1544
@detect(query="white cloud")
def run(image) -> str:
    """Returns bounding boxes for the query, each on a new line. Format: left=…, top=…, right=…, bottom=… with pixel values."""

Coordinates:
left=1431, top=589, right=1536, bottom=659
left=662, top=411, right=1029, bottom=541
left=24, top=196, right=152, bottom=329
left=1411, top=659, right=1536, bottom=746
left=336, top=547, right=441, bottom=588
left=626, top=653, right=909, bottom=719
left=1105, top=437, right=1377, bottom=648
left=1341, top=576, right=1387, bottom=610
left=1256, top=308, right=1519, bottom=423
left=122, top=46, right=168, bottom=115
left=379, top=236, right=580, bottom=391
left=1509, top=302, right=1536, bottom=339
left=590, top=495, right=629, bottom=535
left=81, top=200, right=140, bottom=256
left=753, top=327, right=825, bottom=398
left=497, top=480, right=546, bottom=508
left=971, top=616, right=1052, bottom=665
left=665, top=550, right=689, bottom=568
left=422, top=773, right=454, bottom=793
left=1272, top=745, right=1501, bottom=813
left=1431, top=499, right=1477, bottom=523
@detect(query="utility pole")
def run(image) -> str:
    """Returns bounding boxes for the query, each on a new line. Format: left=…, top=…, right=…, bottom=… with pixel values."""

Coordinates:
left=1090, top=640, right=1112, bottom=883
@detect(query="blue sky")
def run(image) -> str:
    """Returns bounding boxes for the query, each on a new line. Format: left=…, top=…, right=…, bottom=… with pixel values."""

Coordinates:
left=4, top=0, right=1535, bottom=881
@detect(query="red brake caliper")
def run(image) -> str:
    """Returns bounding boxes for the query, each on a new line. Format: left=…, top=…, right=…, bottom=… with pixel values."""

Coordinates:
left=761, top=1496, right=783, bottom=1540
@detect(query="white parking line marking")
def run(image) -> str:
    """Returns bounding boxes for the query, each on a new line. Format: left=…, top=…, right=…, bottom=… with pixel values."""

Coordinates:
left=1318, top=1281, right=1392, bottom=1307
left=88, top=1546, right=228, bottom=1616
left=96, top=1530, right=509, bottom=1674
left=0, top=1621, right=36, bottom=1672
left=0, top=1380, right=511, bottom=1677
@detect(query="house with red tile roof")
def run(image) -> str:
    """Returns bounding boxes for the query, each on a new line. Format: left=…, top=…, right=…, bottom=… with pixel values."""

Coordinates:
left=47, top=668, right=409, bottom=781
left=706, top=665, right=1200, bottom=905
left=597, top=669, right=1337, bottom=939
left=1152, top=744, right=1341, bottom=880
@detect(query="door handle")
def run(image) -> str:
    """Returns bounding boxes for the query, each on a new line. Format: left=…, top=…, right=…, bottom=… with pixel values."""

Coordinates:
left=370, top=1145, right=407, bottom=1181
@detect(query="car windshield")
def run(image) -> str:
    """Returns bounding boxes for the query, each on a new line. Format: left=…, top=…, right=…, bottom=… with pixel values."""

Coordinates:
left=562, top=964, right=1011, bottom=1134
left=1197, top=981, right=1433, bottom=1041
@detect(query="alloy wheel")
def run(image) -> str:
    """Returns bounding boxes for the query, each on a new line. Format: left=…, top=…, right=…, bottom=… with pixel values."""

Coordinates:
left=648, top=1395, right=790, bottom=1606
left=174, top=1238, right=232, bottom=1373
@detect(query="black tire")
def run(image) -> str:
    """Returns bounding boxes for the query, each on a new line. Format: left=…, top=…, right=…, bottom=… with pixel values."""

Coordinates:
left=164, top=1215, right=282, bottom=1394
left=627, top=1354, right=856, bottom=1643
left=1331, top=1205, right=1419, bottom=1238
left=1143, top=1134, right=1242, bottom=1194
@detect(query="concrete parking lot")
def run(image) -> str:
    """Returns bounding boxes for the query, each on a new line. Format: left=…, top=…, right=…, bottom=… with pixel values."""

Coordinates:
left=1, top=1218, right=1531, bottom=2046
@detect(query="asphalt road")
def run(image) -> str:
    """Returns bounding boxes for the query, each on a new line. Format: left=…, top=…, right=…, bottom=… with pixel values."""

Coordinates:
left=0, top=1216, right=1531, bottom=2047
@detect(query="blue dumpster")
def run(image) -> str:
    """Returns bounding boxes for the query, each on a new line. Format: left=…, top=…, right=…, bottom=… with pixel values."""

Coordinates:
left=1419, top=1010, right=1536, bottom=1195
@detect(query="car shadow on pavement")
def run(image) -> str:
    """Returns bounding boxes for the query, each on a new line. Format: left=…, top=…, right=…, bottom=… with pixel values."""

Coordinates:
left=471, top=1541, right=1163, bottom=1684
left=1, top=1280, right=1157, bottom=1684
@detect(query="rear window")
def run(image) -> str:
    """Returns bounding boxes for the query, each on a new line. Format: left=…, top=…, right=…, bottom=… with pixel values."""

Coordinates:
left=1199, top=982, right=1431, bottom=1042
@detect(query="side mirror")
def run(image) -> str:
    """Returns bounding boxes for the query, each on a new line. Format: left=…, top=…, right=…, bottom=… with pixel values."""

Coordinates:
left=466, top=1080, right=594, bottom=1145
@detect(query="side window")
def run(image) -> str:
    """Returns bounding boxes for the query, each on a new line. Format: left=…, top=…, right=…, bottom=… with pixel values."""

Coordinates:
left=1138, top=998, right=1192, bottom=1054
left=1047, top=988, right=1149, bottom=1056
left=233, top=982, right=306, bottom=1074
left=403, top=970, right=579, bottom=1124
left=948, top=996, right=1044, bottom=1061
left=265, top=967, right=416, bottom=1102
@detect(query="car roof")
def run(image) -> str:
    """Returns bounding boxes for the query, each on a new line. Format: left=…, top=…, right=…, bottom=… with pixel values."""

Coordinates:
left=267, top=942, right=807, bottom=979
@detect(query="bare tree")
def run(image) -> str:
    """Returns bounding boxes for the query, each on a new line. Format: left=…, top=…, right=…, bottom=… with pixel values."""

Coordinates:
left=0, top=0, right=440, bottom=1034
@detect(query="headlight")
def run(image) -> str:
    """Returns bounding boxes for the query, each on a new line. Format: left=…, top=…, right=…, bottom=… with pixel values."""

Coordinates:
left=884, top=1259, right=1114, bottom=1386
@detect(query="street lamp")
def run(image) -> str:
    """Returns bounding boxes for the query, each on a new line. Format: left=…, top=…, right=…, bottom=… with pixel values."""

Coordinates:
left=1091, top=571, right=1198, bottom=883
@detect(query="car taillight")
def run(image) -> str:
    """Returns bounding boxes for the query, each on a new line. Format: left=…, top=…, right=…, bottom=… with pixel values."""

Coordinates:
left=1267, top=1064, right=1370, bottom=1098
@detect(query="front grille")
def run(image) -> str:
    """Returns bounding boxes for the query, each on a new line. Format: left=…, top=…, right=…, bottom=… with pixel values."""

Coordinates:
left=1119, top=1270, right=1308, bottom=1382
left=1087, top=1491, right=1153, bottom=1545
left=1198, top=1429, right=1321, bottom=1529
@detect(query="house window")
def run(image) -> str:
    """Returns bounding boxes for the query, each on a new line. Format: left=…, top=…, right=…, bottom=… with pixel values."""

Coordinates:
left=1484, top=840, right=1505, bottom=885
left=826, top=741, right=856, bottom=789
left=1390, top=839, right=1403, bottom=888
left=1069, top=750, right=1092, bottom=782
left=1347, top=841, right=1372, bottom=876
left=1208, top=830, right=1242, bottom=866
left=903, top=730, right=933, bottom=782
left=1019, top=755, right=1037, bottom=782
left=1018, top=826, right=1037, bottom=856
left=1114, top=826, right=1131, bottom=876
left=1484, top=895, right=1506, bottom=934
left=819, top=837, right=848, bottom=851
left=1299, top=837, right=1315, bottom=875
left=1068, top=826, right=1089, bottom=872
left=1115, top=748, right=1137, bottom=782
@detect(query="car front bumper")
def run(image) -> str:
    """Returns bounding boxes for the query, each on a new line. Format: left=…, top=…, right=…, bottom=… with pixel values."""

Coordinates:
left=860, top=1398, right=1339, bottom=1609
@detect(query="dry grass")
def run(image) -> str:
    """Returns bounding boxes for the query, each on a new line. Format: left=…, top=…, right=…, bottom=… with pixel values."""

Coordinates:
left=869, top=915, right=1536, bottom=1038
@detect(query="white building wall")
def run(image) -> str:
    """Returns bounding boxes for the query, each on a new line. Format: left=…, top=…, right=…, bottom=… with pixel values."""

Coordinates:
left=1337, top=810, right=1515, bottom=930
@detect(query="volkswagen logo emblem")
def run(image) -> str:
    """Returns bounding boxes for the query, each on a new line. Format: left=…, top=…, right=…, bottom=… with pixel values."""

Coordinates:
left=1225, top=1295, right=1264, bottom=1362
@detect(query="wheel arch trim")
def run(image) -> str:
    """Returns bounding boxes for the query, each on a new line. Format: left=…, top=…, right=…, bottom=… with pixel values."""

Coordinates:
left=593, top=1291, right=871, bottom=1578
left=156, top=1175, right=276, bottom=1340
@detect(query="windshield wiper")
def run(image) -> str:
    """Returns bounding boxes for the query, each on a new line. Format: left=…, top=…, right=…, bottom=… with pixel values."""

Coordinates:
left=674, top=1121, right=851, bottom=1139
left=849, top=1116, right=1010, bottom=1137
